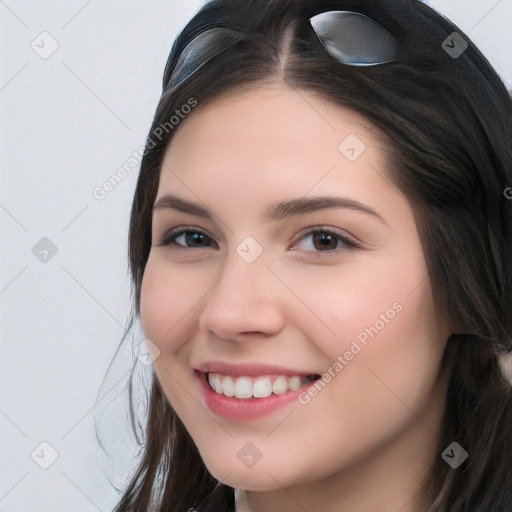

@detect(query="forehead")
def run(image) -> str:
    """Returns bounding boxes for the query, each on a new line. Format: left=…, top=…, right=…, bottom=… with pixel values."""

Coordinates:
left=164, top=84, right=380, bottom=168
left=156, top=84, right=404, bottom=221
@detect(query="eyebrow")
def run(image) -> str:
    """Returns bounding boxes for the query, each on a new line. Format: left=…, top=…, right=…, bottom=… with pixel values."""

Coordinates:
left=153, top=194, right=389, bottom=226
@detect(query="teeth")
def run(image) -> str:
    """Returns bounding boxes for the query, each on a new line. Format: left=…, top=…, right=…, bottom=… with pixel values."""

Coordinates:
left=253, top=377, right=273, bottom=398
left=234, top=377, right=252, bottom=399
left=214, top=373, right=223, bottom=394
left=207, top=372, right=316, bottom=399
left=272, top=375, right=288, bottom=395
left=222, top=375, right=235, bottom=397
left=288, top=375, right=301, bottom=391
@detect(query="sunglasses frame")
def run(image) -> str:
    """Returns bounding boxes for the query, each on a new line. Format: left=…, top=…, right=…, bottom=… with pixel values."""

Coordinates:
left=164, top=9, right=399, bottom=92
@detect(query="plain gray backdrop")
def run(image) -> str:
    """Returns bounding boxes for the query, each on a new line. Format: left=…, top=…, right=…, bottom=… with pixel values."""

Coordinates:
left=1, top=1, right=511, bottom=510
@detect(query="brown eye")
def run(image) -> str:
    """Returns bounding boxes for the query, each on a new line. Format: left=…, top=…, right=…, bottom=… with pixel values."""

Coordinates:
left=312, top=232, right=338, bottom=251
left=159, top=227, right=216, bottom=248
left=292, top=228, right=361, bottom=253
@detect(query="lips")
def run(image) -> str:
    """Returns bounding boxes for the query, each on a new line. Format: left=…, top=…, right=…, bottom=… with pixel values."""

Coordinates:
left=207, top=372, right=319, bottom=398
left=194, top=360, right=320, bottom=378
left=193, top=361, right=322, bottom=420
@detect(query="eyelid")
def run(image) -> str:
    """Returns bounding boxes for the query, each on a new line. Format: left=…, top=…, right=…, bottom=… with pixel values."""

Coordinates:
left=157, top=225, right=218, bottom=248
left=157, top=224, right=363, bottom=253
left=289, top=226, right=363, bottom=252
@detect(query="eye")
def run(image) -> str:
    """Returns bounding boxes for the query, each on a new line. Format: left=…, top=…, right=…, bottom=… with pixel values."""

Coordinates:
left=290, top=227, right=362, bottom=254
left=156, top=225, right=362, bottom=254
left=157, top=226, right=216, bottom=249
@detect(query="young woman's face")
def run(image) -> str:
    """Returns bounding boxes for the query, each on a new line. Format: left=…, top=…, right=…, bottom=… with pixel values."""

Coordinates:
left=140, top=84, right=451, bottom=497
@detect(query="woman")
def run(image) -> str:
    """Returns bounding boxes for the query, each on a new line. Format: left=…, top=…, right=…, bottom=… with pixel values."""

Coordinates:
left=107, top=0, right=512, bottom=510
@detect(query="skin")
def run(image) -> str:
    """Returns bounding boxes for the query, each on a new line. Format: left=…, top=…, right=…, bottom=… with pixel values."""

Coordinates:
left=140, top=83, right=452, bottom=512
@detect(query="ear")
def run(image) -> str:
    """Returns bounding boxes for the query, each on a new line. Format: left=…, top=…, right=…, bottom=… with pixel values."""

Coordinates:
left=496, top=350, right=512, bottom=386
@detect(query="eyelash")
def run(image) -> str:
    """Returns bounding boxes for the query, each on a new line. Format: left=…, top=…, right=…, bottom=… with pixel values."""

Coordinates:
left=157, top=225, right=363, bottom=255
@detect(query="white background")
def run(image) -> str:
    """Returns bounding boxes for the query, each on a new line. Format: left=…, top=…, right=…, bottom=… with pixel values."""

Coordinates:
left=1, top=1, right=511, bottom=510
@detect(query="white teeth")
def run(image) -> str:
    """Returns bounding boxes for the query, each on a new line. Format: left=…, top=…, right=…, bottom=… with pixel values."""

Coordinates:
left=272, top=375, right=288, bottom=395
left=207, top=372, right=316, bottom=398
left=287, top=375, right=301, bottom=391
left=214, top=373, right=223, bottom=394
left=234, top=377, right=252, bottom=399
left=222, top=375, right=235, bottom=397
left=253, top=377, right=273, bottom=398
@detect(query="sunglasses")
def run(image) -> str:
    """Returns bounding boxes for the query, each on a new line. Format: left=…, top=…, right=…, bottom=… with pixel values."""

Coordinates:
left=164, top=10, right=399, bottom=92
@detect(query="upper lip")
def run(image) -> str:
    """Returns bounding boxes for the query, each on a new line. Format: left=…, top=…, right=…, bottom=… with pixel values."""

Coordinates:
left=194, top=361, right=320, bottom=377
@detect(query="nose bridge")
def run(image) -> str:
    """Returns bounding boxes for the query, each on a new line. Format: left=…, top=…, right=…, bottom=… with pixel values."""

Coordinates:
left=212, top=244, right=271, bottom=306
left=198, top=240, right=284, bottom=336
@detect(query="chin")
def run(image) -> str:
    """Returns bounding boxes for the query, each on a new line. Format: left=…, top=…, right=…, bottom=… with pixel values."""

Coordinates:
left=215, top=470, right=288, bottom=492
left=200, top=452, right=308, bottom=492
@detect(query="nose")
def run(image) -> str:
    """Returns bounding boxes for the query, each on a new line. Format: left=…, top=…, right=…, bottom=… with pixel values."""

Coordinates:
left=197, top=252, right=286, bottom=341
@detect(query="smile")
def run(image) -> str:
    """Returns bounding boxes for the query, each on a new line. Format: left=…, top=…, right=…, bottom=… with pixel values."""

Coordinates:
left=195, top=369, right=322, bottom=421
left=207, top=372, right=320, bottom=399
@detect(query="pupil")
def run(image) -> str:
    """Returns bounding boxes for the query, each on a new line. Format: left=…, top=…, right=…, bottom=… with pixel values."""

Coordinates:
left=187, top=232, right=205, bottom=246
left=315, top=233, right=336, bottom=251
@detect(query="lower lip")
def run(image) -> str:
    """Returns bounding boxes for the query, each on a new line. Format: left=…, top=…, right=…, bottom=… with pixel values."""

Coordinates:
left=196, top=371, right=318, bottom=421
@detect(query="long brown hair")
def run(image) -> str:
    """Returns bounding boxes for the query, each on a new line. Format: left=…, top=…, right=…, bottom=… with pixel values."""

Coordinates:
left=106, top=1, right=512, bottom=510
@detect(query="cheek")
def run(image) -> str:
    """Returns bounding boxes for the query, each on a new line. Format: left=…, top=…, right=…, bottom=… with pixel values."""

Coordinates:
left=283, top=245, right=446, bottom=407
left=275, top=246, right=430, bottom=355
left=140, top=254, right=200, bottom=347
left=139, top=255, right=205, bottom=408
left=316, top=278, right=444, bottom=429
left=140, top=257, right=170, bottom=343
